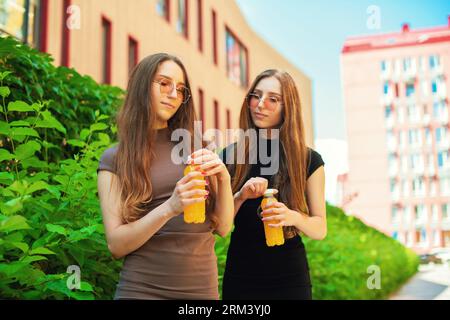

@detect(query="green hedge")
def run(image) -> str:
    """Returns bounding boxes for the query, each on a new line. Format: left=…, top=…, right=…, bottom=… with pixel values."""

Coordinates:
left=0, top=36, right=124, bottom=162
left=0, top=36, right=123, bottom=299
left=303, top=205, right=419, bottom=299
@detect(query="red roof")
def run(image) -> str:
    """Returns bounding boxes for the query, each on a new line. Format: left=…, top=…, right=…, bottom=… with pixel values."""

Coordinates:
left=342, top=19, right=450, bottom=54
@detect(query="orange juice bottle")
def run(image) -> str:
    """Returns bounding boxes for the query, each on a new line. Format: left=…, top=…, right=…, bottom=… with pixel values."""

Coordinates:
left=183, top=158, right=206, bottom=224
left=261, top=189, right=285, bottom=247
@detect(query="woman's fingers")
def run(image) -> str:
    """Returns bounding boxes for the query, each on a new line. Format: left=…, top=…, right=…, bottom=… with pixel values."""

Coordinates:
left=177, top=170, right=203, bottom=186
left=261, top=213, right=285, bottom=221
left=268, top=222, right=284, bottom=228
left=202, top=164, right=224, bottom=176
left=180, top=188, right=209, bottom=199
left=190, top=149, right=214, bottom=161
left=178, top=177, right=207, bottom=193
left=181, top=197, right=208, bottom=207
left=191, top=153, right=216, bottom=165
left=263, top=202, right=284, bottom=210
left=198, top=158, right=222, bottom=171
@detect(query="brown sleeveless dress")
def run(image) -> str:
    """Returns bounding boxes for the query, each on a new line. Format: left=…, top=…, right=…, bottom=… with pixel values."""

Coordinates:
left=97, top=127, right=219, bottom=300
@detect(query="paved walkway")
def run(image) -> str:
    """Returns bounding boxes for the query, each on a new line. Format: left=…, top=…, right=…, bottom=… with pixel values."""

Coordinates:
left=390, top=263, right=450, bottom=300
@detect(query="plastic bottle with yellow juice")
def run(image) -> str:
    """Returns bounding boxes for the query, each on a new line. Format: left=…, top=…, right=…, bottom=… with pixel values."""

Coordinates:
left=183, top=156, right=206, bottom=224
left=261, top=189, right=285, bottom=247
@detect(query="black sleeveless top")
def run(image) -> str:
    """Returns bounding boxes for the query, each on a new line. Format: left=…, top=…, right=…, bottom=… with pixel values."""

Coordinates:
left=220, top=138, right=325, bottom=299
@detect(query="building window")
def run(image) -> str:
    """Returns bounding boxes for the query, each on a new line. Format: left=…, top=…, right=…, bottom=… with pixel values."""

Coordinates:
left=128, top=36, right=138, bottom=76
left=405, top=83, right=415, bottom=97
left=407, top=104, right=420, bottom=123
left=392, top=231, right=398, bottom=240
left=443, top=204, right=450, bottom=220
left=385, top=105, right=393, bottom=118
left=0, top=0, right=47, bottom=50
left=432, top=79, right=438, bottom=93
left=101, top=16, right=112, bottom=84
left=198, top=88, right=205, bottom=133
left=434, top=230, right=441, bottom=246
left=425, top=128, right=431, bottom=145
left=391, top=207, right=399, bottom=223
left=383, top=81, right=390, bottom=95
left=176, top=0, right=188, bottom=38
left=225, top=28, right=248, bottom=88
left=441, top=179, right=450, bottom=196
left=429, top=55, right=440, bottom=69
left=214, top=99, right=219, bottom=130
left=404, top=206, right=411, bottom=223
left=438, top=151, right=449, bottom=169
left=197, top=0, right=203, bottom=52
left=61, top=0, right=71, bottom=67
left=421, top=80, right=428, bottom=97
left=157, top=0, right=170, bottom=22
left=432, top=205, right=439, bottom=222
left=435, top=127, right=447, bottom=144
left=211, top=9, right=217, bottom=65
left=403, top=57, right=412, bottom=72
left=408, top=129, right=421, bottom=145
left=394, top=83, right=399, bottom=97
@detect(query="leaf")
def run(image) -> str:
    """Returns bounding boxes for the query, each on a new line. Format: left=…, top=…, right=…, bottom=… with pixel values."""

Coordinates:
left=8, top=101, right=35, bottom=112
left=97, top=133, right=110, bottom=145
left=0, top=148, right=14, bottom=162
left=29, top=247, right=56, bottom=255
left=96, top=115, right=109, bottom=121
left=26, top=180, right=49, bottom=195
left=79, top=281, right=94, bottom=292
left=66, top=139, right=86, bottom=148
left=45, top=184, right=61, bottom=199
left=45, top=223, right=67, bottom=236
left=10, top=127, right=39, bottom=138
left=41, top=140, right=59, bottom=150
left=0, top=215, right=30, bottom=232
left=80, top=128, right=90, bottom=141
left=14, top=140, right=41, bottom=160
left=0, top=262, right=27, bottom=277
left=0, top=86, right=10, bottom=98
left=8, top=180, right=28, bottom=194
left=20, top=255, right=48, bottom=264
left=0, top=121, right=10, bottom=135
left=9, top=120, right=31, bottom=127
left=53, top=175, right=69, bottom=186
left=21, top=157, right=48, bottom=169
left=9, top=241, right=29, bottom=253
left=35, top=110, right=66, bottom=134
left=89, top=122, right=108, bottom=132
left=0, top=71, right=12, bottom=81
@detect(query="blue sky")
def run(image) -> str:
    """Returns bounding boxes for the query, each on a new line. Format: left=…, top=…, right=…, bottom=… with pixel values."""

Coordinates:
left=235, top=0, right=450, bottom=140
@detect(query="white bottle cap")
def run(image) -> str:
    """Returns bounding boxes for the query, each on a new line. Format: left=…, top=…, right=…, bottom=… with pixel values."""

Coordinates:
left=264, top=189, right=279, bottom=197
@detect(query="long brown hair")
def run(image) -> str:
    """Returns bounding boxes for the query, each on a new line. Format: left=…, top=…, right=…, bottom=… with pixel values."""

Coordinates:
left=113, top=53, right=217, bottom=225
left=229, top=69, right=310, bottom=238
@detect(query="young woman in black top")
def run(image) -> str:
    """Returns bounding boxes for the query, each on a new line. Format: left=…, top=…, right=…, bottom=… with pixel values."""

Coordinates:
left=221, top=69, right=326, bottom=300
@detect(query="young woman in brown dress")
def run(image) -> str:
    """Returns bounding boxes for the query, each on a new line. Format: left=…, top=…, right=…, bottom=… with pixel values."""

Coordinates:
left=97, top=53, right=233, bottom=300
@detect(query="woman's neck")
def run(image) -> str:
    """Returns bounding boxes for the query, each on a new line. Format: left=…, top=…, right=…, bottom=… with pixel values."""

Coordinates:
left=155, top=120, right=168, bottom=130
left=259, top=127, right=280, bottom=140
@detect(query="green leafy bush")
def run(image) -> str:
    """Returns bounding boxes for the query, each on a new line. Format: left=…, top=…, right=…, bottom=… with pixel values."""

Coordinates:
left=0, top=37, right=123, bottom=299
left=303, top=205, right=419, bottom=299
left=0, top=36, right=124, bottom=162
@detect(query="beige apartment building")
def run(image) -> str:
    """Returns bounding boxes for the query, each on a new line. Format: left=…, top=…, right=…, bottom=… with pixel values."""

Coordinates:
left=340, top=19, right=450, bottom=253
left=0, top=0, right=314, bottom=146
